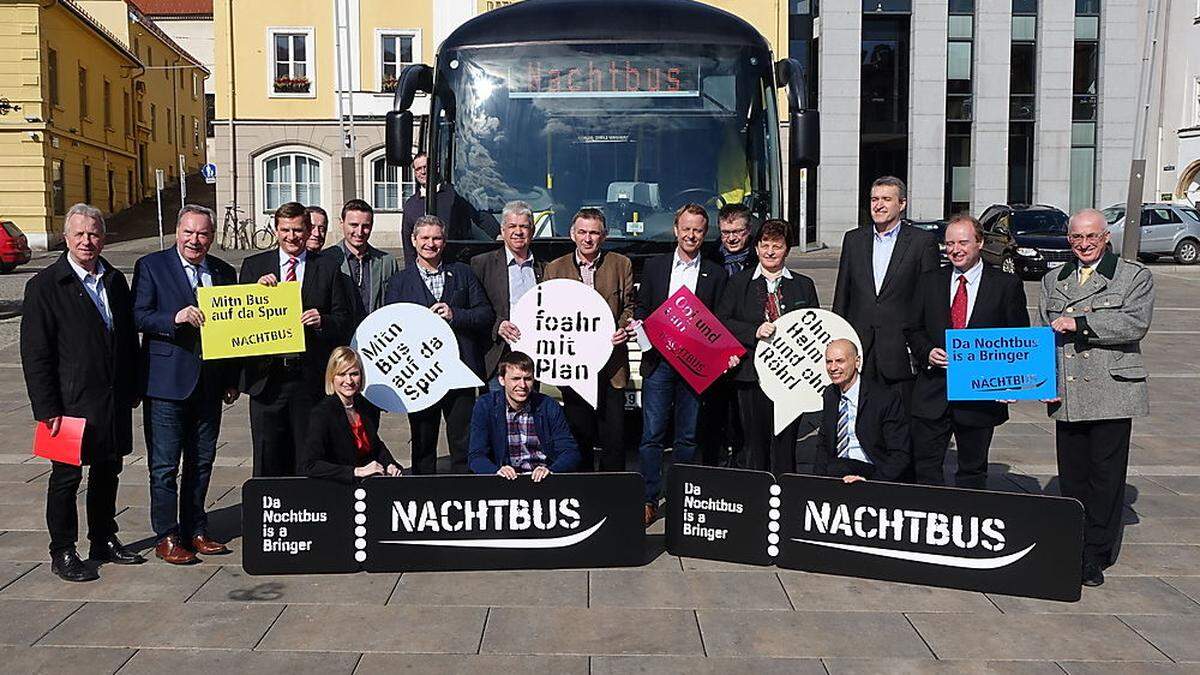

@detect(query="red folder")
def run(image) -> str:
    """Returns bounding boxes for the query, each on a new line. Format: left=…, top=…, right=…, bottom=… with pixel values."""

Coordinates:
left=32, top=417, right=85, bottom=466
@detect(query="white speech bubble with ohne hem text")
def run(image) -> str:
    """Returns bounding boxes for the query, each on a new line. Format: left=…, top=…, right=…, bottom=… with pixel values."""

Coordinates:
left=353, top=303, right=483, bottom=414
left=755, top=308, right=863, bottom=434
left=510, top=279, right=615, bottom=408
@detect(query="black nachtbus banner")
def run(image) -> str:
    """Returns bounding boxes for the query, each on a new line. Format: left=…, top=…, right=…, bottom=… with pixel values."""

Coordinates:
left=665, top=465, right=775, bottom=566
left=242, top=473, right=644, bottom=574
left=665, top=465, right=1085, bottom=602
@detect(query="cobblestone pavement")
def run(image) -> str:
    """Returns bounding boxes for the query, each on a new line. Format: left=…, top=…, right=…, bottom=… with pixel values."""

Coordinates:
left=0, top=240, right=1197, bottom=673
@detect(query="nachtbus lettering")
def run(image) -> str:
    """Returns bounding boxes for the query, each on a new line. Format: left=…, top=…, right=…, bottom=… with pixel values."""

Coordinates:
left=794, top=500, right=1037, bottom=569
left=378, top=498, right=607, bottom=549
left=970, top=374, right=1045, bottom=391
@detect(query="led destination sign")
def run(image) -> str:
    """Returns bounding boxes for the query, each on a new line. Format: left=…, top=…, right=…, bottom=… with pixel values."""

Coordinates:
left=510, top=58, right=699, bottom=98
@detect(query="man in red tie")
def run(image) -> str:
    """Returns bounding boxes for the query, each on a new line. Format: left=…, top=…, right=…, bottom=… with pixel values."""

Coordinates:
left=904, top=215, right=1029, bottom=488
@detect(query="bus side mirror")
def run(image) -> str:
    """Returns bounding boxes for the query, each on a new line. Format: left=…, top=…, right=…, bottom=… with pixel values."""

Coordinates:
left=776, top=58, right=819, bottom=168
left=385, top=111, right=414, bottom=167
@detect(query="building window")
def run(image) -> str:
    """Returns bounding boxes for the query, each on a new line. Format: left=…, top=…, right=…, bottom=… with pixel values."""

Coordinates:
left=103, top=80, right=112, bottom=129
left=83, top=164, right=93, bottom=205
left=369, top=155, right=415, bottom=210
left=1070, top=0, right=1100, bottom=212
left=179, top=114, right=185, bottom=148
left=193, top=117, right=200, bottom=151
left=271, top=29, right=313, bottom=95
left=47, top=48, right=59, bottom=107
left=378, top=30, right=419, bottom=92
left=107, top=169, right=115, bottom=212
left=263, top=152, right=322, bottom=211
left=167, top=107, right=173, bottom=144
left=127, top=169, right=134, bottom=206
left=79, top=66, right=89, bottom=120
left=150, top=103, right=157, bottom=141
left=1008, top=0, right=1037, bottom=205
left=205, top=93, right=215, bottom=137
left=52, top=160, right=65, bottom=215
left=122, top=91, right=130, bottom=136
left=192, top=72, right=199, bottom=99
left=945, top=0, right=974, bottom=216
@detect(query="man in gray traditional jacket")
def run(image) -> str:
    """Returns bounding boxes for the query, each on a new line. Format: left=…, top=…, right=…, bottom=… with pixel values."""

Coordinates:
left=324, top=199, right=399, bottom=329
left=1039, top=208, right=1154, bottom=588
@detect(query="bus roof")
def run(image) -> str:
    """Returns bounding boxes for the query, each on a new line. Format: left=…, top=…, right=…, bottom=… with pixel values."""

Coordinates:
left=442, top=0, right=771, bottom=53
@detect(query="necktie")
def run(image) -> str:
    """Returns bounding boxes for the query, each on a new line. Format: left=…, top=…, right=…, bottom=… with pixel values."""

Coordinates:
left=950, top=275, right=968, bottom=329
left=93, top=275, right=111, bottom=332
left=836, top=397, right=850, bottom=457
left=1078, top=266, right=1093, bottom=286
left=285, top=257, right=298, bottom=282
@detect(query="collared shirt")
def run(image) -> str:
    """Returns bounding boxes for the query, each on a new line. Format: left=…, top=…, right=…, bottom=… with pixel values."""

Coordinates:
left=418, top=261, right=446, bottom=300
left=505, top=402, right=545, bottom=472
left=949, top=258, right=984, bottom=323
left=278, top=249, right=307, bottom=285
left=837, top=376, right=870, bottom=465
left=505, top=247, right=537, bottom=311
left=668, top=249, right=701, bottom=295
left=67, top=255, right=113, bottom=330
left=1078, top=261, right=1098, bottom=285
left=871, top=222, right=902, bottom=294
left=343, top=243, right=373, bottom=313
left=751, top=263, right=794, bottom=295
left=575, top=251, right=599, bottom=288
left=176, top=249, right=211, bottom=293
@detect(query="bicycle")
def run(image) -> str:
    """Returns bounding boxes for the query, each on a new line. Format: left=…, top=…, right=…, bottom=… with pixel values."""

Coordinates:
left=250, top=217, right=276, bottom=250
left=220, top=204, right=253, bottom=250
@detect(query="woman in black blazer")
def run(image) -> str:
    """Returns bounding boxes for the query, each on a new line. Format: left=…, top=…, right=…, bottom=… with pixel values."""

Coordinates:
left=716, top=220, right=819, bottom=475
left=302, top=347, right=404, bottom=483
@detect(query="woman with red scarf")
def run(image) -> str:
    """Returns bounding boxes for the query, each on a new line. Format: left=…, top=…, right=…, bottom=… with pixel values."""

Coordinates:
left=302, top=347, right=403, bottom=482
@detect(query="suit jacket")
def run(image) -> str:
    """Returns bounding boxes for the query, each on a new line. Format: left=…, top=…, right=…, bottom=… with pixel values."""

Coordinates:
left=383, top=261, right=494, bottom=380
left=634, top=252, right=727, bottom=378
left=813, top=379, right=909, bottom=481
left=301, top=394, right=399, bottom=483
left=469, top=247, right=546, bottom=379
left=468, top=390, right=580, bottom=475
left=322, top=242, right=399, bottom=324
left=21, top=254, right=139, bottom=464
left=1038, top=252, right=1154, bottom=422
left=832, top=224, right=940, bottom=381
left=132, top=248, right=239, bottom=401
left=905, top=264, right=1030, bottom=426
left=543, top=251, right=637, bottom=388
left=716, top=267, right=819, bottom=382
left=238, top=249, right=353, bottom=396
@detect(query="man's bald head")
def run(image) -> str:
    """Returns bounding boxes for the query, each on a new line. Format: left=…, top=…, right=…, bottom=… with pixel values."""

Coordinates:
left=1069, top=208, right=1108, bottom=233
left=826, top=339, right=858, bottom=360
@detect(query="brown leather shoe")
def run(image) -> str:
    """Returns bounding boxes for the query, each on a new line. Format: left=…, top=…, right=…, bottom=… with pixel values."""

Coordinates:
left=191, top=535, right=231, bottom=556
left=155, top=535, right=198, bottom=565
left=643, top=503, right=658, bottom=528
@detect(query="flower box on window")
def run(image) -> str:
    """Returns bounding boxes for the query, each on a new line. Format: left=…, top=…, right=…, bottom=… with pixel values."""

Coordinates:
left=381, top=75, right=399, bottom=93
left=274, top=76, right=311, bottom=94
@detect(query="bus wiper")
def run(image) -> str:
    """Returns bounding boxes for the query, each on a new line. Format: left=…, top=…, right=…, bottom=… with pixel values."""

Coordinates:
left=700, top=91, right=734, bottom=115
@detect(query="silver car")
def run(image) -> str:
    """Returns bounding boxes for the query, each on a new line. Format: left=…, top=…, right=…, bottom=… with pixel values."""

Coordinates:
left=1104, top=203, right=1200, bottom=265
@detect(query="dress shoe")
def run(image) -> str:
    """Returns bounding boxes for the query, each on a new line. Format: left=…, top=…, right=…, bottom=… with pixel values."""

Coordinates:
left=643, top=502, right=658, bottom=528
left=51, top=548, right=99, bottom=583
left=191, top=535, right=231, bottom=555
left=89, top=535, right=146, bottom=565
left=1082, top=561, right=1105, bottom=587
left=155, top=534, right=199, bottom=565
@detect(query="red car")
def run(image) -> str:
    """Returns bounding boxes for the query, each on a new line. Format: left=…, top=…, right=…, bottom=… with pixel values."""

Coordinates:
left=0, top=220, right=32, bottom=273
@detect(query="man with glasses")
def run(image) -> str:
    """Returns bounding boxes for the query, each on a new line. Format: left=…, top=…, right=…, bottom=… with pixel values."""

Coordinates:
left=710, top=203, right=757, bottom=277
left=1039, top=208, right=1155, bottom=588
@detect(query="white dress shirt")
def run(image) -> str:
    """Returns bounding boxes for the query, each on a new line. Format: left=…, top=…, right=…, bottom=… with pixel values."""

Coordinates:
left=949, top=258, right=984, bottom=324
left=668, top=249, right=701, bottom=295
left=752, top=264, right=793, bottom=294
left=177, top=249, right=212, bottom=290
left=871, top=222, right=902, bottom=294
left=838, top=376, right=870, bottom=465
left=278, top=249, right=307, bottom=285
left=67, top=255, right=113, bottom=330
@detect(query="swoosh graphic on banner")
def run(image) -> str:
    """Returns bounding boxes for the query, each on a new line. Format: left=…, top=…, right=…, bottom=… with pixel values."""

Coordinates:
left=790, top=538, right=1036, bottom=569
left=378, top=518, right=606, bottom=549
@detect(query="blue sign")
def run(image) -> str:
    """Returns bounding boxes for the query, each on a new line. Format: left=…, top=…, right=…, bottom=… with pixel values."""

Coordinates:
left=201, top=163, right=217, bottom=184
left=946, top=326, right=1057, bottom=401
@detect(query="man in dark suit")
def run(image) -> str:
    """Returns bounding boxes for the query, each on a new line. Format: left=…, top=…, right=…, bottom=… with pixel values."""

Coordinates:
left=905, top=215, right=1030, bottom=488
left=385, top=214, right=494, bottom=474
left=401, top=152, right=499, bottom=266
left=132, top=205, right=240, bottom=564
left=814, top=339, right=910, bottom=482
left=832, top=176, right=939, bottom=409
left=631, top=204, right=728, bottom=525
left=469, top=200, right=544, bottom=390
left=239, top=201, right=352, bottom=478
left=21, top=204, right=146, bottom=582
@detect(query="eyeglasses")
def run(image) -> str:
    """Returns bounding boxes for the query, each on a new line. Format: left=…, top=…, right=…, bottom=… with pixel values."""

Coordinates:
left=1067, top=232, right=1107, bottom=243
left=719, top=229, right=747, bottom=237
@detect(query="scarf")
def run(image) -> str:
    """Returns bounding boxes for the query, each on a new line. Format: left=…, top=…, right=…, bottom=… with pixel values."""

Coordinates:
left=719, top=246, right=752, bottom=277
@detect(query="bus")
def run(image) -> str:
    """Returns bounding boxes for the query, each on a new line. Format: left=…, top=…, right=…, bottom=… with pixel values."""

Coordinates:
left=384, top=0, right=819, bottom=266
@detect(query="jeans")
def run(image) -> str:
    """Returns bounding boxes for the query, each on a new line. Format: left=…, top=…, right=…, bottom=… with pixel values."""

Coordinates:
left=638, top=364, right=700, bottom=503
left=145, top=393, right=222, bottom=539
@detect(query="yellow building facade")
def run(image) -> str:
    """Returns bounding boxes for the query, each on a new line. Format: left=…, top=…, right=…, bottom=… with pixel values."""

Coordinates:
left=0, top=0, right=207, bottom=249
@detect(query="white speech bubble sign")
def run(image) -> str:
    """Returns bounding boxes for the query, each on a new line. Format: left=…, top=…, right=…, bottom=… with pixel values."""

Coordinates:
left=754, top=309, right=863, bottom=435
left=510, top=279, right=615, bottom=408
left=352, top=303, right=483, bottom=414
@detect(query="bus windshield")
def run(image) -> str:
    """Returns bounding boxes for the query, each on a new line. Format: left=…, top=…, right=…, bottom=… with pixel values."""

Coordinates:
left=439, top=43, right=780, bottom=241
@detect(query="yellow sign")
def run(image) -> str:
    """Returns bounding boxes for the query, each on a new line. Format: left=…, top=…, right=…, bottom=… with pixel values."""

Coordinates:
left=198, top=282, right=305, bottom=360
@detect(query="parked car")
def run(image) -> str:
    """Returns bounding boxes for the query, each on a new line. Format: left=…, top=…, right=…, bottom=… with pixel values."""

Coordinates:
left=0, top=221, right=31, bottom=273
left=1102, top=203, right=1200, bottom=265
left=904, top=218, right=949, bottom=266
left=978, top=204, right=1073, bottom=279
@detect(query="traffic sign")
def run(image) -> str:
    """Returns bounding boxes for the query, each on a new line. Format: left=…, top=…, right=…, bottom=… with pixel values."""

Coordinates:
left=201, top=163, right=217, bottom=184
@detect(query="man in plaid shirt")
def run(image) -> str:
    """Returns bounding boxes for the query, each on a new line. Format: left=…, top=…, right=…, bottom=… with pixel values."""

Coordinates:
left=468, top=351, right=581, bottom=480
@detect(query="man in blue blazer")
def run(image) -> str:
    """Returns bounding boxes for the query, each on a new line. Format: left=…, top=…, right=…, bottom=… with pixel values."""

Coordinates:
left=469, top=351, right=580, bottom=479
left=131, top=205, right=239, bottom=565
left=384, top=214, right=494, bottom=474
